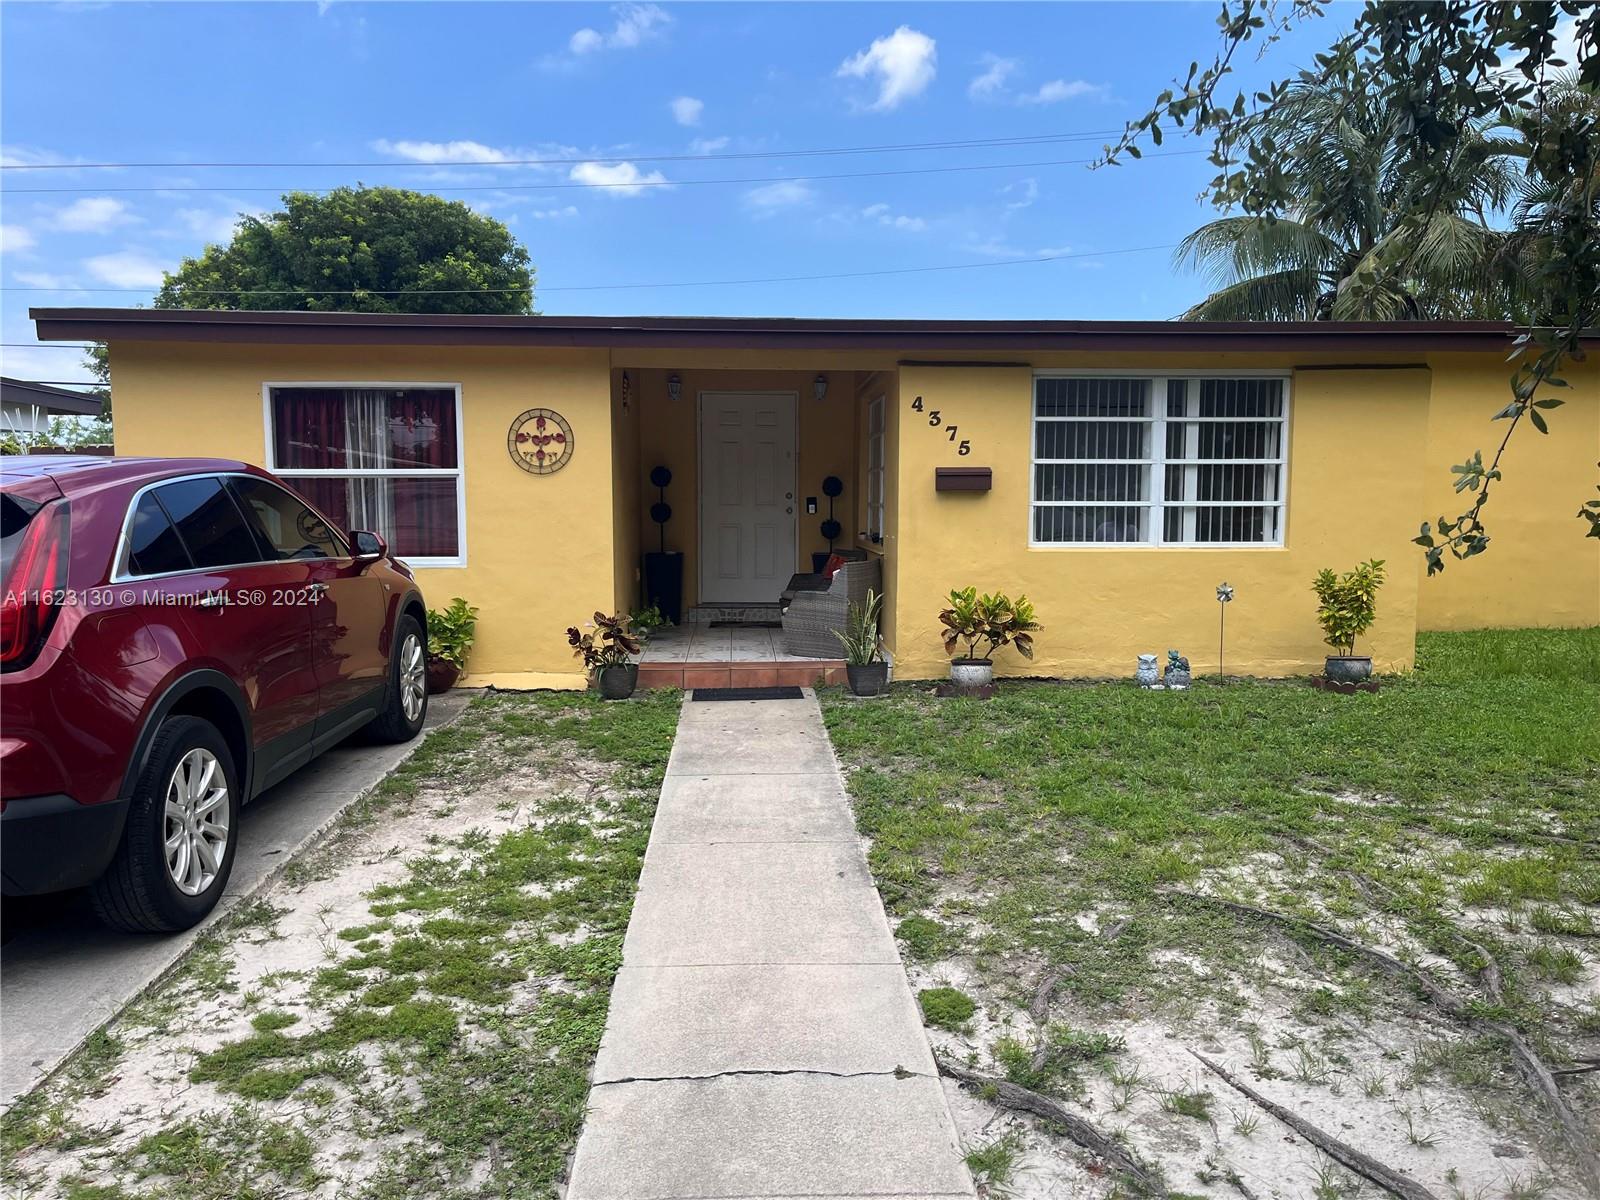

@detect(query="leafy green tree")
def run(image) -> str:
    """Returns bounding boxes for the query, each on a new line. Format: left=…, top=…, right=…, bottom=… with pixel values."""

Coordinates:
left=1176, top=72, right=1522, bottom=320
left=1108, top=1, right=1598, bottom=570
left=156, top=186, right=534, bottom=314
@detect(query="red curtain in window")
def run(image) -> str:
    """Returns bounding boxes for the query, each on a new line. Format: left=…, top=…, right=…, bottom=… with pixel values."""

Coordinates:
left=274, top=387, right=459, bottom=559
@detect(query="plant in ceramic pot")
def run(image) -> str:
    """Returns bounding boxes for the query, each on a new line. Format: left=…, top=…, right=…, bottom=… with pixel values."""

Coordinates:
left=424, top=597, right=478, bottom=694
left=568, top=611, right=643, bottom=699
left=1312, top=559, right=1387, bottom=682
left=938, top=587, right=1039, bottom=688
left=835, top=589, right=887, bottom=697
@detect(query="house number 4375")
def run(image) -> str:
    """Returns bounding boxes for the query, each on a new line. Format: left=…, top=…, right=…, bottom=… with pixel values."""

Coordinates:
left=910, top=396, right=971, bottom=455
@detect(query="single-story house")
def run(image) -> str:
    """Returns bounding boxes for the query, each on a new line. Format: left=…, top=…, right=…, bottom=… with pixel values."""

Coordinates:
left=29, top=308, right=1600, bottom=689
left=1, top=376, right=105, bottom=438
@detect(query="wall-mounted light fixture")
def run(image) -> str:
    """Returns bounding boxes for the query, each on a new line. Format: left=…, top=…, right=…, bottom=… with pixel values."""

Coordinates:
left=813, top=374, right=828, bottom=402
left=667, top=373, right=682, bottom=403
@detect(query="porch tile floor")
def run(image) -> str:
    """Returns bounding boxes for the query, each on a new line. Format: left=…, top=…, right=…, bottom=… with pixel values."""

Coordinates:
left=638, top=622, right=847, bottom=689
left=564, top=691, right=974, bottom=1200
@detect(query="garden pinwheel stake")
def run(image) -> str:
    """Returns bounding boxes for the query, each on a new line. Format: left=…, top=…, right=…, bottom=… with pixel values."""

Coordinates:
left=1216, top=582, right=1234, bottom=683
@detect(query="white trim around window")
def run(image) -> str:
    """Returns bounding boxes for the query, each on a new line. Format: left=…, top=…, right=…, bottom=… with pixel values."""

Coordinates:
left=261, top=381, right=468, bottom=568
left=1029, top=369, right=1291, bottom=549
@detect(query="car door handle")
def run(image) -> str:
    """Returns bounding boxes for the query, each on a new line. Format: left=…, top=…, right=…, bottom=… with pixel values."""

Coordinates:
left=306, top=583, right=328, bottom=599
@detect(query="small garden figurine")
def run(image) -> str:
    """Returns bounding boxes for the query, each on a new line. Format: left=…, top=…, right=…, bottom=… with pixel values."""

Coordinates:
left=1163, top=649, right=1191, bottom=690
left=567, top=611, right=642, bottom=700
left=1135, top=654, right=1160, bottom=687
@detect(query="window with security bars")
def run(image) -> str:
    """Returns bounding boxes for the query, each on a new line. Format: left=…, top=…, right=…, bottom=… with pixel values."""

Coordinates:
left=1032, top=375, right=1287, bottom=546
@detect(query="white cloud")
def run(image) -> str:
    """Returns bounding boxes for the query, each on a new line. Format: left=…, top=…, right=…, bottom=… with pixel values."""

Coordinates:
left=670, top=96, right=704, bottom=126
left=569, top=160, right=668, bottom=195
left=45, top=197, right=136, bottom=234
left=372, top=138, right=512, bottom=164
left=838, top=25, right=937, bottom=111
left=529, top=205, right=580, bottom=220
left=1002, top=177, right=1039, bottom=212
left=1022, top=78, right=1108, bottom=104
left=174, top=207, right=254, bottom=244
left=1, top=225, right=37, bottom=254
left=689, top=136, right=730, bottom=155
left=860, top=203, right=926, bottom=232
left=566, top=3, right=670, bottom=56
left=968, top=54, right=1017, bottom=99
left=743, top=180, right=816, bottom=212
left=13, top=270, right=75, bottom=289
left=83, top=251, right=169, bottom=288
left=0, top=145, right=83, bottom=169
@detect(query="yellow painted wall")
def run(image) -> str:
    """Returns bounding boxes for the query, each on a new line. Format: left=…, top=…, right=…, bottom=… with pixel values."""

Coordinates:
left=626, top=368, right=857, bottom=609
left=107, top=341, right=617, bottom=690
left=1415, top=352, right=1600, bottom=630
left=890, top=361, right=1433, bottom=680
left=609, top=368, right=642, bottom=616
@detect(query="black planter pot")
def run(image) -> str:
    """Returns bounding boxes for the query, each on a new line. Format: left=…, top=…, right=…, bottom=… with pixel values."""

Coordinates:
left=1324, top=655, right=1373, bottom=684
left=641, top=552, right=684, bottom=625
left=597, top=663, right=639, bottom=700
left=845, top=662, right=888, bottom=697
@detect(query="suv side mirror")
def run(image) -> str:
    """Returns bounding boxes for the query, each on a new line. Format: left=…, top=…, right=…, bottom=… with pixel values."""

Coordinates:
left=351, top=530, right=387, bottom=562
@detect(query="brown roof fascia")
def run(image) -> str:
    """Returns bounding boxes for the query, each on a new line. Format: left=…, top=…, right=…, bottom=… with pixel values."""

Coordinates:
left=29, top=308, right=1581, bottom=354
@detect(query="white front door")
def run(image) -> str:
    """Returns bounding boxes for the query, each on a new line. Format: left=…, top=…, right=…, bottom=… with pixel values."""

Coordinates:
left=698, top=391, right=797, bottom=604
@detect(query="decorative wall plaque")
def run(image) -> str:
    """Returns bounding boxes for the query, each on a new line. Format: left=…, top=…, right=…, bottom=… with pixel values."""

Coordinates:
left=508, top=408, right=574, bottom=475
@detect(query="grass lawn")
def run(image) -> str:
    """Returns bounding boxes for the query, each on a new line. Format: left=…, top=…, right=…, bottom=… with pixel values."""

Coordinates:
left=2, top=689, right=680, bottom=1200
left=822, top=628, right=1600, bottom=1200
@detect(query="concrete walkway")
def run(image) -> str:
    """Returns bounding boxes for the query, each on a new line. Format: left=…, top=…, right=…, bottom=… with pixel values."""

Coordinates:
left=568, top=690, right=974, bottom=1200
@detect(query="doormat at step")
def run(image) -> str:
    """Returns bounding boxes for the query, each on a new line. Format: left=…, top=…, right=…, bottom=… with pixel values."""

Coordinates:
left=707, top=620, right=783, bottom=629
left=691, top=686, right=805, bottom=701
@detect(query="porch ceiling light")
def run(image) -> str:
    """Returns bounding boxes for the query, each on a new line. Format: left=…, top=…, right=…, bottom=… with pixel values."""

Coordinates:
left=667, top=374, right=682, bottom=403
left=813, top=373, right=828, bottom=402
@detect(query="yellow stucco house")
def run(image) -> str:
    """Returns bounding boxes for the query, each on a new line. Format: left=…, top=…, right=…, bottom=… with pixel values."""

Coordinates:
left=31, top=308, right=1600, bottom=689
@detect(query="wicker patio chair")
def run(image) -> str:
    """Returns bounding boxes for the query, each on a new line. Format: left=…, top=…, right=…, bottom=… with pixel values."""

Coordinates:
left=781, top=557, right=882, bottom=658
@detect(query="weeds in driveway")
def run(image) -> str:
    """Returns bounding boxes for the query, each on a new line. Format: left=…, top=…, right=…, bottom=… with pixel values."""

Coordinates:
left=822, top=628, right=1600, bottom=1199
left=3, top=689, right=680, bottom=1199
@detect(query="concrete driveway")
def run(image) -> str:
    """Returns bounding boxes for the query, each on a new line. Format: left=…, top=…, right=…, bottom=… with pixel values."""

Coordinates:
left=0, top=690, right=473, bottom=1107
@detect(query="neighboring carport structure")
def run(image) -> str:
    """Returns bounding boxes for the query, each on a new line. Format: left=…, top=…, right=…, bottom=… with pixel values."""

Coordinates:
left=1, top=376, right=105, bottom=439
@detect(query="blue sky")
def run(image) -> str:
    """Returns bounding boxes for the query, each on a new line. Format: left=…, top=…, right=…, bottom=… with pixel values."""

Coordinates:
left=1, top=1, right=1352, bottom=386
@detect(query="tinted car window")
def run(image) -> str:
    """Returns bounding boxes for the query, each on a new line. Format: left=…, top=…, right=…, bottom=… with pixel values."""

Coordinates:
left=154, top=478, right=261, bottom=570
left=126, top=492, right=193, bottom=577
left=227, top=477, right=344, bottom=560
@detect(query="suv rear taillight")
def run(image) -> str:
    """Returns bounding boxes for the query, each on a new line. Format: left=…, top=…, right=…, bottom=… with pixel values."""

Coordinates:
left=0, top=498, right=72, bottom=671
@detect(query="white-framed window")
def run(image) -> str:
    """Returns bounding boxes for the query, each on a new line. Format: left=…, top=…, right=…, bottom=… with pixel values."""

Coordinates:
left=264, top=382, right=466, bottom=567
left=865, top=394, right=886, bottom=543
left=1031, top=373, right=1288, bottom=547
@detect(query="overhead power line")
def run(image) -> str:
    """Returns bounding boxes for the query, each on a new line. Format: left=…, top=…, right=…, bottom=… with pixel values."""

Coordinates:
left=0, top=150, right=1199, bottom=196
left=0, top=129, right=1128, bottom=171
left=0, top=243, right=1176, bottom=302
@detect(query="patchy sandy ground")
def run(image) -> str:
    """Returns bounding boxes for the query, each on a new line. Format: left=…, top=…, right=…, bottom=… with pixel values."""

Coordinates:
left=1, top=691, right=679, bottom=1200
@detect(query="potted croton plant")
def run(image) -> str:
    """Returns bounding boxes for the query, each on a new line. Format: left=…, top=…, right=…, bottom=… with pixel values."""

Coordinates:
left=1312, top=559, right=1386, bottom=682
left=567, top=611, right=643, bottom=700
left=938, top=587, right=1040, bottom=688
left=835, top=589, right=888, bottom=697
left=425, top=597, right=478, bottom=694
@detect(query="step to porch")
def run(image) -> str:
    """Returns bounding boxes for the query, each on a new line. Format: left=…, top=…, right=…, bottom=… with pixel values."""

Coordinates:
left=639, top=660, right=846, bottom=690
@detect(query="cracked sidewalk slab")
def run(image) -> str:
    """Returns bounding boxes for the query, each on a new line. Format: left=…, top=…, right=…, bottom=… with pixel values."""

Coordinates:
left=566, top=689, right=974, bottom=1199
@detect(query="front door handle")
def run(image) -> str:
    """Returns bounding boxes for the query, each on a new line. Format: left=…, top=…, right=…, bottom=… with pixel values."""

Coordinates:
left=197, top=592, right=229, bottom=609
left=306, top=583, right=328, bottom=600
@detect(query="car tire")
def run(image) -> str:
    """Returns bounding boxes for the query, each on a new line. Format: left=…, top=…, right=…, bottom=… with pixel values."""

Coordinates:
left=90, top=716, right=241, bottom=934
left=365, top=614, right=428, bottom=745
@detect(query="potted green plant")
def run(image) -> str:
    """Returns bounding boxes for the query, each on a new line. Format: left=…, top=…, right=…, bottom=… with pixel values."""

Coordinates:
left=835, top=588, right=887, bottom=696
left=567, top=611, right=643, bottom=699
left=630, top=603, right=670, bottom=644
left=1311, top=560, right=1386, bottom=682
left=938, top=587, right=1039, bottom=687
left=424, top=597, right=478, bottom=693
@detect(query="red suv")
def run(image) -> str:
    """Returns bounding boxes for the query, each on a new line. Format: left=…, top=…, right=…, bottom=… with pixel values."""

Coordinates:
left=2, top=457, right=430, bottom=932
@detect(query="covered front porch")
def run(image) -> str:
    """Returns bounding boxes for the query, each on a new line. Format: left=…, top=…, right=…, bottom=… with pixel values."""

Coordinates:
left=610, top=361, right=895, bottom=690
